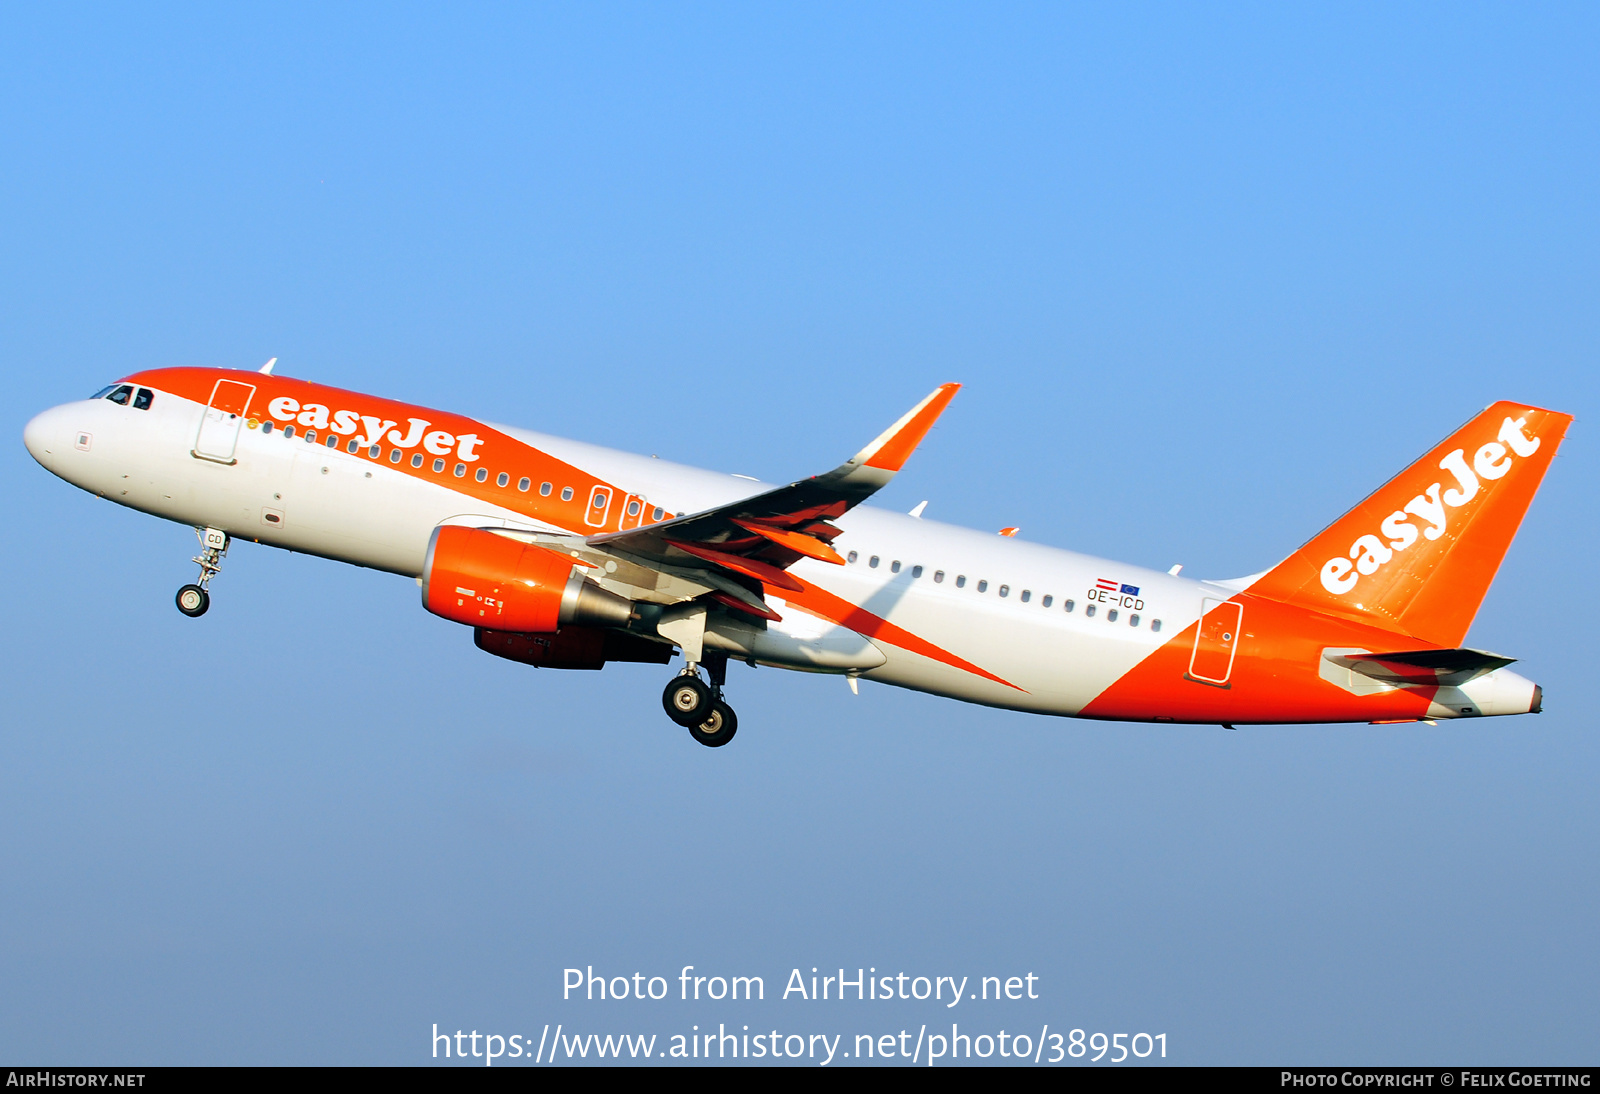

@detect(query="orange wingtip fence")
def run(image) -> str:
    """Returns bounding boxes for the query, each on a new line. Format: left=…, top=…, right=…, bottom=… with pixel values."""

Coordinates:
left=858, top=383, right=961, bottom=472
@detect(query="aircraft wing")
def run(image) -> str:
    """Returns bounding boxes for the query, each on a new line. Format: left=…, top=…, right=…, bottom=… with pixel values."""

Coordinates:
left=583, top=383, right=959, bottom=618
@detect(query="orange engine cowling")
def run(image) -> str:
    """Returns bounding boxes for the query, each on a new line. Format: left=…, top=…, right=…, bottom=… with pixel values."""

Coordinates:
left=421, top=525, right=634, bottom=632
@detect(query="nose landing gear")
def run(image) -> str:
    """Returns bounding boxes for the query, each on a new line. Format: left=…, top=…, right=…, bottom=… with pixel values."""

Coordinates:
left=176, top=527, right=228, bottom=618
left=175, top=584, right=209, bottom=617
left=661, top=651, right=738, bottom=747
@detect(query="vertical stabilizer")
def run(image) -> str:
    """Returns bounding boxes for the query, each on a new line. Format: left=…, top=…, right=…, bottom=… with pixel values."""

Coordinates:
left=1247, top=401, right=1571, bottom=646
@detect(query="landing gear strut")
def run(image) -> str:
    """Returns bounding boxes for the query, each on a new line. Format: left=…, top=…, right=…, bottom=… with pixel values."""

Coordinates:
left=176, top=527, right=228, bottom=618
left=662, top=652, right=738, bottom=747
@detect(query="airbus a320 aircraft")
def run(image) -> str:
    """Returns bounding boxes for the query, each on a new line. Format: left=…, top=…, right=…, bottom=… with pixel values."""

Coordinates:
left=24, top=363, right=1570, bottom=747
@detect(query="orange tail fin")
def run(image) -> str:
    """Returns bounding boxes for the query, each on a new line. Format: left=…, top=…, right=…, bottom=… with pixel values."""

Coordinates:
left=1247, top=401, right=1572, bottom=646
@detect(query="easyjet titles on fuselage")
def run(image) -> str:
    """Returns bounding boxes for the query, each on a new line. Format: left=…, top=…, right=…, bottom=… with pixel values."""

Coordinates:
left=264, top=395, right=485, bottom=463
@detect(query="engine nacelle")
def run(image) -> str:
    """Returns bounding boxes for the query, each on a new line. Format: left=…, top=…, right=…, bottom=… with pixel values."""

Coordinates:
left=422, top=525, right=633, bottom=632
left=475, top=627, right=675, bottom=671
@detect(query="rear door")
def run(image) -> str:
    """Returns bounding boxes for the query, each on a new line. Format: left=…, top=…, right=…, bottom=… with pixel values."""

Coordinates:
left=193, top=379, right=256, bottom=464
left=1187, top=598, right=1243, bottom=686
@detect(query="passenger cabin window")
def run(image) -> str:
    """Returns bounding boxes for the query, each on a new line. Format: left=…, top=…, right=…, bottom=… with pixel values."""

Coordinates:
left=326, top=434, right=338, bottom=448
left=890, top=560, right=901, bottom=573
left=107, top=385, right=133, bottom=405
left=304, top=430, right=316, bottom=444
left=561, top=487, right=574, bottom=501
left=541, top=482, right=553, bottom=496
left=518, top=477, right=530, bottom=491
left=1042, top=594, right=1052, bottom=607
left=283, top=425, right=295, bottom=438
left=390, top=449, right=402, bottom=463
left=1021, top=589, right=1031, bottom=603
left=869, top=556, right=880, bottom=568
left=955, top=575, right=966, bottom=588
left=1108, top=609, right=1118, bottom=622
left=627, top=500, right=640, bottom=516
left=497, top=472, right=509, bottom=487
left=132, top=388, right=153, bottom=410
left=475, top=467, right=488, bottom=482
left=1151, top=619, right=1162, bottom=633
left=934, top=570, right=944, bottom=583
left=977, top=580, right=988, bottom=593
left=652, top=507, right=664, bottom=520
left=432, top=458, right=445, bottom=472
left=912, top=565, right=923, bottom=578
left=262, top=422, right=274, bottom=435
left=369, top=445, right=381, bottom=457
left=413, top=453, right=425, bottom=468
left=1085, top=604, right=1096, bottom=617
left=998, top=584, right=1009, bottom=597
left=454, top=463, right=466, bottom=477
left=1130, top=614, right=1140, bottom=627
left=1065, top=599, right=1075, bottom=613
left=847, top=551, right=858, bottom=563
left=347, top=440, right=359, bottom=454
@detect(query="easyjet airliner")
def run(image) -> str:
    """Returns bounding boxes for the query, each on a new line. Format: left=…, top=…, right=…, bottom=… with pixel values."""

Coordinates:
left=23, top=362, right=1570, bottom=746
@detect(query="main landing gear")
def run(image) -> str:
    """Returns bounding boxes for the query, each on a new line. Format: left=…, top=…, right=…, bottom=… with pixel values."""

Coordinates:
left=662, top=652, right=738, bottom=747
left=176, top=527, right=228, bottom=618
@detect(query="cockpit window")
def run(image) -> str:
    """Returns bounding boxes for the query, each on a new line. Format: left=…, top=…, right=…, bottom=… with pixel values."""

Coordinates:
left=106, top=384, right=133, bottom=405
left=91, top=385, right=116, bottom=400
left=132, top=388, right=154, bottom=411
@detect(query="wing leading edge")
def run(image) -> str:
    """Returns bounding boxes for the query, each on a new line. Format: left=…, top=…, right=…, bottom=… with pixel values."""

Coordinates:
left=584, top=383, right=960, bottom=617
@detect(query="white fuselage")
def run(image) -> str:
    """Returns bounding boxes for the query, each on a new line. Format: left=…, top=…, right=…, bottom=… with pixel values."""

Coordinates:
left=25, top=385, right=1220, bottom=715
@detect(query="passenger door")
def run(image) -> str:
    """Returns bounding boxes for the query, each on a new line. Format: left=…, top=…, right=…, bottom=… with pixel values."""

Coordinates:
left=1186, top=598, right=1242, bottom=686
left=193, top=379, right=257, bottom=464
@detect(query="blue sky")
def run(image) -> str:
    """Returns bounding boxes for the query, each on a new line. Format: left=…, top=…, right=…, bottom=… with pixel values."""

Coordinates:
left=2, top=4, right=1595, bottom=1064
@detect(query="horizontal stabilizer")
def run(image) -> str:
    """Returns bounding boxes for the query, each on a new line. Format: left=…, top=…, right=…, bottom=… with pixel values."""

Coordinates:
left=1326, top=647, right=1516, bottom=688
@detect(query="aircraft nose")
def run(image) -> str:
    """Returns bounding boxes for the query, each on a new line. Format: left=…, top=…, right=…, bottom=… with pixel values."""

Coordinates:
left=23, top=405, right=69, bottom=467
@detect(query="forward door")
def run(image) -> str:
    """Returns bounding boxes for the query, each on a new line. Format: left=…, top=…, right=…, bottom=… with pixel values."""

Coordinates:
left=193, top=379, right=256, bottom=464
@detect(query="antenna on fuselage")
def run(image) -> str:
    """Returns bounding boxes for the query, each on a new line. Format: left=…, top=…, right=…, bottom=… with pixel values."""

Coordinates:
left=259, top=357, right=278, bottom=375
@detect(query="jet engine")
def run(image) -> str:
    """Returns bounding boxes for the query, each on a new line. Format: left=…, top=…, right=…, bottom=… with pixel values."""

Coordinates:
left=421, top=525, right=633, bottom=632
left=475, top=627, right=674, bottom=670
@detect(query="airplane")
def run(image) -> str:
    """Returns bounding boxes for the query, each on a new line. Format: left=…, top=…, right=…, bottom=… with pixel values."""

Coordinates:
left=23, top=362, right=1570, bottom=747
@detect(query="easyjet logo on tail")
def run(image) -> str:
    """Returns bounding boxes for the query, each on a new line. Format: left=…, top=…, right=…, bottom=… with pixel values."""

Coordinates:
left=1319, top=416, right=1542, bottom=595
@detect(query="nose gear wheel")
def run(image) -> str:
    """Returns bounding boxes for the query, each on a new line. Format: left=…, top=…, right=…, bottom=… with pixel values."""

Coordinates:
left=175, top=584, right=209, bottom=617
left=176, top=526, right=228, bottom=617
